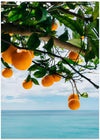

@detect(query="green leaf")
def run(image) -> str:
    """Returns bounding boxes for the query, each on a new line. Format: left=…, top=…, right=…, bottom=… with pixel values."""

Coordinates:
left=62, top=58, right=75, bottom=65
left=35, top=7, right=42, bottom=21
left=1, top=58, right=11, bottom=68
left=52, top=13, right=83, bottom=36
left=1, top=33, right=10, bottom=52
left=34, top=51, right=42, bottom=56
left=26, top=75, right=31, bottom=82
left=68, top=39, right=81, bottom=48
left=67, top=3, right=76, bottom=9
left=65, top=77, right=70, bottom=82
left=93, top=2, right=99, bottom=20
left=73, top=32, right=81, bottom=39
left=43, top=38, right=54, bottom=52
left=83, top=65, right=95, bottom=68
left=28, top=64, right=39, bottom=71
left=78, top=59, right=84, bottom=64
left=63, top=67, right=72, bottom=75
left=80, top=92, right=88, bottom=98
left=8, top=10, right=22, bottom=22
left=49, top=66, right=56, bottom=75
left=35, top=7, right=47, bottom=23
left=27, top=33, right=40, bottom=50
left=58, top=30, right=68, bottom=42
left=85, top=7, right=93, bottom=14
left=31, top=78, right=39, bottom=85
left=38, top=17, right=52, bottom=33
left=34, top=69, right=46, bottom=78
left=94, top=57, right=99, bottom=68
left=85, top=50, right=95, bottom=62
left=36, top=58, right=50, bottom=63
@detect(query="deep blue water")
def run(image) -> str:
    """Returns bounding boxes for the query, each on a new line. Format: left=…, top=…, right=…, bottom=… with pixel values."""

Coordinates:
left=1, top=110, right=99, bottom=139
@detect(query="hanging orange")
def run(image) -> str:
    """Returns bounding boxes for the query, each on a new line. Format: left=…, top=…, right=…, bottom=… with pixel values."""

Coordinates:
left=52, top=74, right=61, bottom=82
left=69, top=51, right=79, bottom=62
left=51, top=21, right=58, bottom=31
left=2, top=45, right=17, bottom=64
left=2, top=68, right=13, bottom=78
left=41, top=75, right=54, bottom=87
left=68, top=93, right=79, bottom=102
left=12, top=49, right=32, bottom=70
left=22, top=80, right=33, bottom=89
left=29, top=50, right=35, bottom=58
left=68, top=99, right=80, bottom=110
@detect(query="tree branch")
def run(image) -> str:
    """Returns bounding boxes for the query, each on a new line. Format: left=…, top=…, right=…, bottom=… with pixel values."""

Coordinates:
left=1, top=1, right=8, bottom=6
left=57, top=7, right=93, bottom=22
left=1, top=39, right=99, bottom=89
left=1, top=23, right=86, bottom=54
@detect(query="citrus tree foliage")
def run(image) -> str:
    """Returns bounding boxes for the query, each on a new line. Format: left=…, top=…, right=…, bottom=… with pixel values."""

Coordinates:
left=1, top=2, right=99, bottom=97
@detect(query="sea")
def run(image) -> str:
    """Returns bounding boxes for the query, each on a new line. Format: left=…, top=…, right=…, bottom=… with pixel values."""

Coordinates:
left=1, top=110, right=99, bottom=139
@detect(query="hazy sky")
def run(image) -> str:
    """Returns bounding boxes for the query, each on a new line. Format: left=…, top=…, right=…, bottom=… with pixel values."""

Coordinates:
left=1, top=20, right=99, bottom=110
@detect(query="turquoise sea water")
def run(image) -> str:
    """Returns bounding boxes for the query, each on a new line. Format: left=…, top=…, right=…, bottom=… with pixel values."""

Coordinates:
left=1, top=110, right=99, bottom=139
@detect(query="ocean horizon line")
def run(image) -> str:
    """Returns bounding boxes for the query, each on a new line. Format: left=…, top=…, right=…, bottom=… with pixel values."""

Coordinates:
left=1, top=109, right=99, bottom=111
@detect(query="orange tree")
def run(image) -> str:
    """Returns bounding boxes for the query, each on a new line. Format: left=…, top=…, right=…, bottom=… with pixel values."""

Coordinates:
left=1, top=2, right=99, bottom=99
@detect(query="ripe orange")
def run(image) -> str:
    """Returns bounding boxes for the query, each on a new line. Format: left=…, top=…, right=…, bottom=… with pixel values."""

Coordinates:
left=2, top=45, right=17, bottom=64
left=51, top=21, right=58, bottom=31
left=81, top=36, right=84, bottom=40
left=68, top=99, right=80, bottom=110
left=22, top=80, right=33, bottom=89
left=29, top=50, right=35, bottom=58
left=2, top=68, right=13, bottom=78
left=12, top=49, right=32, bottom=70
left=52, top=74, right=61, bottom=82
left=41, top=75, right=54, bottom=87
left=69, top=51, right=79, bottom=62
left=9, top=33, right=13, bottom=36
left=68, top=93, right=79, bottom=102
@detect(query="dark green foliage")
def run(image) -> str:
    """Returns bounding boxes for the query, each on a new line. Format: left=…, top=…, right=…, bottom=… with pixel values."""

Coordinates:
left=85, top=50, right=95, bottom=63
left=80, top=92, right=88, bottom=98
left=49, top=66, right=56, bottom=75
left=25, top=75, right=31, bottom=82
left=38, top=17, right=52, bottom=33
left=52, top=13, right=83, bottom=36
left=62, top=58, right=76, bottom=65
left=1, top=58, right=11, bottom=68
left=93, top=2, right=99, bottom=20
left=8, top=3, right=28, bottom=22
left=34, top=68, right=47, bottom=78
left=31, top=78, right=39, bottom=85
left=28, top=64, right=39, bottom=71
left=58, top=30, right=68, bottom=42
left=35, top=7, right=47, bottom=23
left=1, top=33, right=10, bottom=52
left=43, top=38, right=54, bottom=52
left=34, top=51, right=42, bottom=56
left=27, top=33, right=40, bottom=50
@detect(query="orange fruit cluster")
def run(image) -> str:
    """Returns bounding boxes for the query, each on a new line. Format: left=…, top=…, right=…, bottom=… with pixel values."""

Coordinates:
left=69, top=51, right=79, bottom=62
left=41, top=74, right=61, bottom=87
left=68, top=93, right=80, bottom=110
left=1, top=45, right=35, bottom=89
left=1, top=45, right=35, bottom=71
